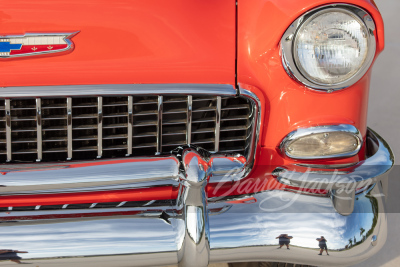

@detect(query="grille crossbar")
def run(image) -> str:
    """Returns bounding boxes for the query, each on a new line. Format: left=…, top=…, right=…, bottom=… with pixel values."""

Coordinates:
left=0, top=94, right=254, bottom=163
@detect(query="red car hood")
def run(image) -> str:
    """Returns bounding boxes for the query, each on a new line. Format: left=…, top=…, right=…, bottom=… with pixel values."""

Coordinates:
left=0, top=0, right=236, bottom=87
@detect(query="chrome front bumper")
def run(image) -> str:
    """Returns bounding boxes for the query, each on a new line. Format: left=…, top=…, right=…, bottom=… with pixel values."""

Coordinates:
left=0, top=129, right=393, bottom=267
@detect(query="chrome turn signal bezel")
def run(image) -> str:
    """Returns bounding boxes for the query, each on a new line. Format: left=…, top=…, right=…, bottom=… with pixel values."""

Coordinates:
left=280, top=124, right=363, bottom=160
left=280, top=4, right=377, bottom=92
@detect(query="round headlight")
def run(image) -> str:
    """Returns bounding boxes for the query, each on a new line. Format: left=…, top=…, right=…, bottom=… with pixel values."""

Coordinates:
left=281, top=5, right=376, bottom=91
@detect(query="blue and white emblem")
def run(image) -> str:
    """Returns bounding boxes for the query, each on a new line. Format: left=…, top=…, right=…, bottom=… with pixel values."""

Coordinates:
left=0, top=32, right=79, bottom=59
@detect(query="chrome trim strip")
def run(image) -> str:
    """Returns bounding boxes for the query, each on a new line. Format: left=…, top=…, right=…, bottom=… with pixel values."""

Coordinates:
left=280, top=124, right=363, bottom=160
left=1, top=180, right=180, bottom=196
left=67, top=97, right=73, bottom=160
left=0, top=152, right=246, bottom=195
left=280, top=4, right=376, bottom=91
left=5, top=99, right=12, bottom=162
left=156, top=95, right=163, bottom=155
left=97, top=96, right=103, bottom=158
left=0, top=84, right=237, bottom=98
left=3, top=205, right=175, bottom=217
left=127, top=96, right=133, bottom=156
left=0, top=156, right=180, bottom=194
left=274, top=128, right=394, bottom=214
left=238, top=86, right=261, bottom=174
left=36, top=98, right=42, bottom=162
left=186, top=95, right=192, bottom=145
left=214, top=96, right=221, bottom=152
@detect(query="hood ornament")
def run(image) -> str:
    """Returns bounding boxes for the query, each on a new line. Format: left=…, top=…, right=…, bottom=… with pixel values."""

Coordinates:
left=0, top=32, right=79, bottom=59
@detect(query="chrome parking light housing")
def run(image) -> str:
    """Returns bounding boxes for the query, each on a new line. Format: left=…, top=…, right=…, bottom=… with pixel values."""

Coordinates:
left=280, top=124, right=363, bottom=159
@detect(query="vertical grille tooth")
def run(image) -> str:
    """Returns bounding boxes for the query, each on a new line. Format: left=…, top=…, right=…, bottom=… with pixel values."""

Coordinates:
left=162, top=96, right=187, bottom=152
left=36, top=98, right=42, bottom=161
left=41, top=98, right=67, bottom=161
left=102, top=97, right=128, bottom=158
left=156, top=96, right=163, bottom=155
left=186, top=95, right=192, bottom=145
left=191, top=97, right=217, bottom=152
left=214, top=96, right=221, bottom=152
left=0, top=100, right=6, bottom=161
left=10, top=99, right=37, bottom=161
left=97, top=96, right=103, bottom=158
left=0, top=93, right=254, bottom=162
left=67, top=97, right=72, bottom=160
left=127, top=96, right=133, bottom=156
left=132, top=96, right=158, bottom=155
left=72, top=97, right=98, bottom=160
left=219, top=97, right=252, bottom=155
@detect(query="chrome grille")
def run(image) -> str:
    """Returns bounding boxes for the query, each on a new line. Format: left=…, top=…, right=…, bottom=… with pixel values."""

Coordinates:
left=0, top=94, right=255, bottom=163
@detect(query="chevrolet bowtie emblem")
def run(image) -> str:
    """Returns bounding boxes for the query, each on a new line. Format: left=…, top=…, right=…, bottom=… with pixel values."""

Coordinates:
left=0, top=32, right=79, bottom=59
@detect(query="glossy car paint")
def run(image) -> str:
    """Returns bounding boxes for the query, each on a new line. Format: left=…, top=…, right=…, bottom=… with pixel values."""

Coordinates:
left=0, top=0, right=236, bottom=86
left=237, top=0, right=384, bottom=167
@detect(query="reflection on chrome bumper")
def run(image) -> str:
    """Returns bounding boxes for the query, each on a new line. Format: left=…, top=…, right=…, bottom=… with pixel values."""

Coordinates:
left=0, top=129, right=393, bottom=267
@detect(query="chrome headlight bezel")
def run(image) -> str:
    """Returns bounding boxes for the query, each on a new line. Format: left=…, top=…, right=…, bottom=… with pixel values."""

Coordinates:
left=280, top=124, right=363, bottom=160
left=281, top=4, right=377, bottom=92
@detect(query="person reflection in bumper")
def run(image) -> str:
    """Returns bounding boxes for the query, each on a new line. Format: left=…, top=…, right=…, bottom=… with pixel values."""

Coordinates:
left=276, top=234, right=293, bottom=250
left=0, top=249, right=28, bottom=264
left=317, top=236, right=329, bottom=255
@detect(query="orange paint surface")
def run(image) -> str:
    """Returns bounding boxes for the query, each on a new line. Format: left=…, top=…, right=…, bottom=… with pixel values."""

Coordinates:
left=0, top=0, right=236, bottom=86
left=237, top=0, right=384, bottom=165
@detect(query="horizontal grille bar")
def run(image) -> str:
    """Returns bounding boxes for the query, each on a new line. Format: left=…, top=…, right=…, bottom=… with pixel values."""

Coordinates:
left=0, top=90, right=256, bottom=163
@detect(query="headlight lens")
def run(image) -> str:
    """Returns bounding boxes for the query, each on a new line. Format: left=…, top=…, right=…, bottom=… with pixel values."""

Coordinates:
left=281, top=5, right=376, bottom=91
left=294, top=10, right=368, bottom=85
left=281, top=125, right=362, bottom=159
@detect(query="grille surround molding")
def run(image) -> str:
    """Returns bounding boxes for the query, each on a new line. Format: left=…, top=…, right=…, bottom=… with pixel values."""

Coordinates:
left=0, top=84, right=260, bottom=168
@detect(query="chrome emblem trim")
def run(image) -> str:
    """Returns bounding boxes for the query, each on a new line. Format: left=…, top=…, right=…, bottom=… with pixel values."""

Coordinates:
left=0, top=32, right=79, bottom=59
